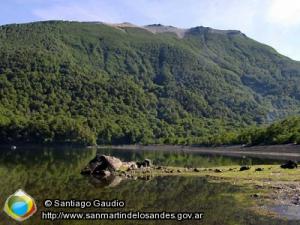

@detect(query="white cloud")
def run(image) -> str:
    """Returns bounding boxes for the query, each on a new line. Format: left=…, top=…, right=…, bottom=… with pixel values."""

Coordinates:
left=267, top=0, right=300, bottom=26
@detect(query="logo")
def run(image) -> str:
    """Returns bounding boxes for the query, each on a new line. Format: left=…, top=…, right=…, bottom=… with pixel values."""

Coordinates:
left=4, top=189, right=37, bottom=221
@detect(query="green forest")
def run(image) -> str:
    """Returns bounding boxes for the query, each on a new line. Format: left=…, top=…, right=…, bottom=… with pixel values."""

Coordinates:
left=0, top=21, right=300, bottom=145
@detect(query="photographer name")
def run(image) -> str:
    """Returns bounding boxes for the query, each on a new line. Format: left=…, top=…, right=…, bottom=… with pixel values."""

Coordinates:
left=44, top=199, right=125, bottom=209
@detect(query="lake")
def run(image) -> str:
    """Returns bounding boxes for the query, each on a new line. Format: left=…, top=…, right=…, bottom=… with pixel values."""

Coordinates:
left=0, top=146, right=297, bottom=225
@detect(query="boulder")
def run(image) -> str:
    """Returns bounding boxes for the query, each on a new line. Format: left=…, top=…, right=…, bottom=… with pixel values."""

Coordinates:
left=130, top=162, right=138, bottom=170
left=240, top=166, right=251, bottom=171
left=193, top=168, right=200, bottom=172
left=123, top=162, right=138, bottom=171
left=255, top=168, right=264, bottom=171
left=144, top=159, right=152, bottom=167
left=137, top=159, right=152, bottom=168
left=81, top=154, right=123, bottom=175
left=281, top=160, right=298, bottom=169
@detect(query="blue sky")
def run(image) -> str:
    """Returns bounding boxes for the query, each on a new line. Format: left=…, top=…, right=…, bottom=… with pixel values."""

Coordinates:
left=1, top=0, right=300, bottom=61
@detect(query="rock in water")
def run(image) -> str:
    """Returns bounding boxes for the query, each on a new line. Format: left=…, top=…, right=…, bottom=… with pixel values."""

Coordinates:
left=123, top=162, right=138, bottom=171
left=81, top=154, right=123, bottom=175
left=193, top=168, right=200, bottom=172
left=240, top=166, right=251, bottom=171
left=144, top=159, right=152, bottom=167
left=281, top=160, right=298, bottom=169
left=137, top=159, right=152, bottom=168
left=100, top=155, right=123, bottom=171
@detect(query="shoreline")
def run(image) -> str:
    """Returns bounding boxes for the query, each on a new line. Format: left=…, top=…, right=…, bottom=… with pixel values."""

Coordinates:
left=2, top=143, right=300, bottom=161
left=114, top=164, right=300, bottom=220
left=99, top=144, right=300, bottom=161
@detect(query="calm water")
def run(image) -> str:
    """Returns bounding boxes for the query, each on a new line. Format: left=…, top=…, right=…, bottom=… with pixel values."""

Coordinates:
left=0, top=146, right=296, bottom=225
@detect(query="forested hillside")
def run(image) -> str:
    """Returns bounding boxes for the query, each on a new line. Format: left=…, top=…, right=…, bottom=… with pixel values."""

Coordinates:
left=0, top=21, right=300, bottom=145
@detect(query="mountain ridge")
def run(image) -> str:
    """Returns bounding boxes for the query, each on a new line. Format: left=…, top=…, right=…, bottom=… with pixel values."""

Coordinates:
left=1, top=20, right=246, bottom=39
left=0, top=20, right=299, bottom=145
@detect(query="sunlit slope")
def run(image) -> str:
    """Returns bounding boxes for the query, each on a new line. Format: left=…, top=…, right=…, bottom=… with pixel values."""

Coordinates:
left=0, top=21, right=299, bottom=144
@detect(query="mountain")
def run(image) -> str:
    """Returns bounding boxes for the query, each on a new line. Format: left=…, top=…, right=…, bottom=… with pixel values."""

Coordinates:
left=0, top=21, right=300, bottom=145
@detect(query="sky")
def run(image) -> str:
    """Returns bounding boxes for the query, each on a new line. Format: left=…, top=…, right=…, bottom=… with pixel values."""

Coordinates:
left=1, top=0, right=300, bottom=61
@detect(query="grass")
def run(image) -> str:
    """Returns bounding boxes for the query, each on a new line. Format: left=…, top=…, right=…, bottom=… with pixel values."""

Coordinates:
left=119, top=163, right=300, bottom=219
left=125, top=164, right=300, bottom=182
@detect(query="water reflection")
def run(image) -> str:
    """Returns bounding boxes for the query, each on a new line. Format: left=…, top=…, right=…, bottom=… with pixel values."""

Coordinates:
left=89, top=175, right=123, bottom=188
left=96, top=148, right=285, bottom=168
left=0, top=146, right=296, bottom=225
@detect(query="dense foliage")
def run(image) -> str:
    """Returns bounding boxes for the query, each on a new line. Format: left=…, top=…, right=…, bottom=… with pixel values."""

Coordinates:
left=235, top=116, right=300, bottom=146
left=0, top=21, right=300, bottom=145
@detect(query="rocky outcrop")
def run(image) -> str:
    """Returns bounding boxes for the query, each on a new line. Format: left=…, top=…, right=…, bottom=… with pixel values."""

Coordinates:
left=81, top=155, right=123, bottom=176
left=81, top=155, right=154, bottom=179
